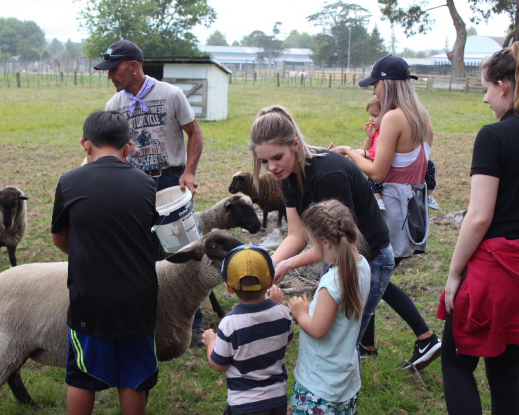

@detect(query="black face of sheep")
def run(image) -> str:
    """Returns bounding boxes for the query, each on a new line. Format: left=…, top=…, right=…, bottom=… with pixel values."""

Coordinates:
left=228, top=175, right=244, bottom=194
left=166, top=230, right=243, bottom=271
left=225, top=196, right=261, bottom=234
left=0, top=188, right=28, bottom=230
left=0, top=187, right=28, bottom=267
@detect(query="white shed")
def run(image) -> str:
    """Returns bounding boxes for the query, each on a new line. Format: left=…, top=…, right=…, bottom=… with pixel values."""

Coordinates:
left=143, top=57, right=232, bottom=121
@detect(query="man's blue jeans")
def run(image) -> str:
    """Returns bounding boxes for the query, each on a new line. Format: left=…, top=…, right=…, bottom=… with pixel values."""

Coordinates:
left=357, top=243, right=395, bottom=346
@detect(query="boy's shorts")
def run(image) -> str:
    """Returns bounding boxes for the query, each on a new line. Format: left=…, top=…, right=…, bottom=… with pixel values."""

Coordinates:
left=66, top=329, right=158, bottom=391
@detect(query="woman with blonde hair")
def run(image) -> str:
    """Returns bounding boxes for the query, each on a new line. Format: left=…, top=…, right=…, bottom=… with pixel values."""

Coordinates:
left=436, top=44, right=519, bottom=414
left=249, top=105, right=396, bottom=363
left=332, top=55, right=441, bottom=369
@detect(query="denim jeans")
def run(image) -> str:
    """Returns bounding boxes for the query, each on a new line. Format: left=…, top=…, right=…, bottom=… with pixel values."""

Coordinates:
left=356, top=243, right=394, bottom=346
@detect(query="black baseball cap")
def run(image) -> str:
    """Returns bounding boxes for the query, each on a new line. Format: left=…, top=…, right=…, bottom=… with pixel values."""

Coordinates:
left=94, top=40, right=144, bottom=71
left=358, top=55, right=418, bottom=87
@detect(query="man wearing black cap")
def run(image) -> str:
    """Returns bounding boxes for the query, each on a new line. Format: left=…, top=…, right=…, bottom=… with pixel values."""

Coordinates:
left=94, top=39, right=203, bottom=199
left=94, top=40, right=203, bottom=255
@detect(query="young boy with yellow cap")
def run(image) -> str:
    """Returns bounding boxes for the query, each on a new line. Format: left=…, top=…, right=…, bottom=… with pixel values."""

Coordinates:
left=202, top=245, right=293, bottom=415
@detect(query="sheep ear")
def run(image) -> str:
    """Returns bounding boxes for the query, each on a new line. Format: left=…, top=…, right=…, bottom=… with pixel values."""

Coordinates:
left=19, top=196, right=28, bottom=200
left=251, top=197, right=260, bottom=204
left=224, top=198, right=233, bottom=210
left=165, top=241, right=205, bottom=263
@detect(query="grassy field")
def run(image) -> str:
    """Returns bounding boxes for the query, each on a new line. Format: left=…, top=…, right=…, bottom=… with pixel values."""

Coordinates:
left=0, top=82, right=496, bottom=414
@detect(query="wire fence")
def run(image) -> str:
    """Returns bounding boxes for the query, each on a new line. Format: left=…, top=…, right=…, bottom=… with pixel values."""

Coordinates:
left=0, top=59, right=483, bottom=93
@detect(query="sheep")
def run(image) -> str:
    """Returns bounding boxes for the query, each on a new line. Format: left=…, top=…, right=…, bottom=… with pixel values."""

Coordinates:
left=197, top=195, right=261, bottom=319
left=0, top=187, right=28, bottom=267
left=0, top=229, right=243, bottom=409
left=229, top=171, right=286, bottom=229
left=198, top=194, right=261, bottom=235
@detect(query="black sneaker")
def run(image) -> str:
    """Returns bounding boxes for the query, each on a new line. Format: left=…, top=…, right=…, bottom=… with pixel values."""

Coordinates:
left=403, top=333, right=441, bottom=370
left=190, top=327, right=205, bottom=348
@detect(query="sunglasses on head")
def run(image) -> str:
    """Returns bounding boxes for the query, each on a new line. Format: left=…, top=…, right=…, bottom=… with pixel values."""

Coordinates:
left=100, top=53, right=126, bottom=61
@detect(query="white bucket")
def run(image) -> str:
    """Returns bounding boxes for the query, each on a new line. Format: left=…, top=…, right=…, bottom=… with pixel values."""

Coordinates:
left=153, top=186, right=203, bottom=254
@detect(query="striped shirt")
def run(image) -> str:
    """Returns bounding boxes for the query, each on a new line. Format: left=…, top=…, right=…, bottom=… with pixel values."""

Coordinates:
left=211, top=299, right=294, bottom=414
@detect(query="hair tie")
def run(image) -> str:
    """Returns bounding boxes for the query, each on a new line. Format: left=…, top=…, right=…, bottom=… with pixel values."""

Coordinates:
left=264, top=110, right=273, bottom=114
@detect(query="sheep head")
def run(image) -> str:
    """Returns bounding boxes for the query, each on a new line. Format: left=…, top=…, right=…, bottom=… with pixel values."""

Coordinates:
left=224, top=195, right=261, bottom=234
left=0, top=187, right=28, bottom=230
left=166, top=229, right=242, bottom=271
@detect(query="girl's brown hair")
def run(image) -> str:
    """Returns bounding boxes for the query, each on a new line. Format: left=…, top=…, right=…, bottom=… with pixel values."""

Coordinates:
left=249, top=105, right=318, bottom=190
left=366, top=96, right=381, bottom=112
left=301, top=200, right=367, bottom=320
left=481, top=42, right=519, bottom=114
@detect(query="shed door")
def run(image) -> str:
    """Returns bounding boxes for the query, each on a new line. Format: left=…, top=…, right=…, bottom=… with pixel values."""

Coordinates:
left=163, top=78, right=207, bottom=119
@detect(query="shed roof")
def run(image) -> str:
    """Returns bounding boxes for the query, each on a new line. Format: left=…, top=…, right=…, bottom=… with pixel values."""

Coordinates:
left=143, top=56, right=232, bottom=74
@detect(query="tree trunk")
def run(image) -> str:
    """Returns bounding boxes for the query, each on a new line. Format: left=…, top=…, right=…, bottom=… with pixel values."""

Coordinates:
left=503, top=3, right=519, bottom=46
left=445, top=0, right=467, bottom=79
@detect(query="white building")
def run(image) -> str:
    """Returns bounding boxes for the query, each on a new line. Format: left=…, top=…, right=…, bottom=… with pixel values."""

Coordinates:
left=197, top=45, right=313, bottom=71
left=431, top=35, right=505, bottom=67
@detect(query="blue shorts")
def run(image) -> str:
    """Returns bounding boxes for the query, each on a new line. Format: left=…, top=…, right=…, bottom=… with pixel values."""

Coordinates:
left=66, top=329, right=158, bottom=391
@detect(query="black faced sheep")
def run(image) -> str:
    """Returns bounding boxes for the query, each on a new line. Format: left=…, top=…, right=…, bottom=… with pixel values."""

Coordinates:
left=0, top=230, right=242, bottom=409
left=198, top=194, right=261, bottom=235
left=229, top=172, right=286, bottom=229
left=0, top=187, right=28, bottom=267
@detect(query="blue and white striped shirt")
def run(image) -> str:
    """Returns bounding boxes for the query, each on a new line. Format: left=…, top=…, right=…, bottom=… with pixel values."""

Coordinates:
left=211, top=299, right=294, bottom=414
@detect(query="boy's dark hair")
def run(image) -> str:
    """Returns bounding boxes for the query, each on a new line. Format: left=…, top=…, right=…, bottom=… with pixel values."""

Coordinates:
left=234, top=276, right=269, bottom=301
left=83, top=110, right=129, bottom=149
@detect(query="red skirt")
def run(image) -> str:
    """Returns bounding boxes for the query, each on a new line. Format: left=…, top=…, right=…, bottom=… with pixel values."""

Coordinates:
left=437, top=237, right=519, bottom=357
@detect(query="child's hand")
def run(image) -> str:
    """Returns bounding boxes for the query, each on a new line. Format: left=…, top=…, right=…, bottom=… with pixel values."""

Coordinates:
left=329, top=145, right=351, bottom=156
left=289, top=296, right=310, bottom=320
left=202, top=329, right=216, bottom=348
left=269, top=285, right=284, bottom=304
left=364, top=122, right=375, bottom=141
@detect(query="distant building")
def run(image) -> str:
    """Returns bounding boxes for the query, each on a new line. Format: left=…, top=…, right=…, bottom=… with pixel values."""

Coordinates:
left=431, top=35, right=504, bottom=67
left=197, top=45, right=313, bottom=71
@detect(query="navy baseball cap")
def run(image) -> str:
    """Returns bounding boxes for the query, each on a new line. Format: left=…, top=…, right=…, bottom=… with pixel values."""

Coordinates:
left=94, top=40, right=144, bottom=71
left=358, top=55, right=418, bottom=87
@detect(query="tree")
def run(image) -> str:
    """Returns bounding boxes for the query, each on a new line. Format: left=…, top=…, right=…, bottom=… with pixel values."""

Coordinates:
left=467, top=26, right=478, bottom=36
left=255, top=22, right=285, bottom=68
left=231, top=40, right=240, bottom=46
left=74, top=0, right=216, bottom=58
left=240, top=24, right=285, bottom=68
left=283, top=30, right=313, bottom=48
left=17, top=39, right=41, bottom=61
left=63, top=38, right=83, bottom=60
left=47, top=38, right=64, bottom=58
left=468, top=1, right=519, bottom=45
left=378, top=0, right=467, bottom=78
left=307, top=2, right=372, bottom=66
left=206, top=30, right=228, bottom=46
left=0, top=17, right=45, bottom=58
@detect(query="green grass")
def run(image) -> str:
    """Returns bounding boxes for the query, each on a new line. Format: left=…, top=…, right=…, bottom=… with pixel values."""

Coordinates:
left=0, top=82, right=496, bottom=414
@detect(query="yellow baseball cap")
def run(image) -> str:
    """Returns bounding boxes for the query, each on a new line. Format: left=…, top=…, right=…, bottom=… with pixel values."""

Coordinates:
left=221, top=245, right=274, bottom=291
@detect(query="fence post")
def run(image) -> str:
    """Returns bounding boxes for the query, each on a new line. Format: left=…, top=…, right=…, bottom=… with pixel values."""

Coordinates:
left=465, top=77, right=469, bottom=93
left=74, top=71, right=77, bottom=86
left=277, top=72, right=280, bottom=87
left=352, top=73, right=356, bottom=88
left=16, top=72, right=20, bottom=87
left=341, top=67, right=344, bottom=85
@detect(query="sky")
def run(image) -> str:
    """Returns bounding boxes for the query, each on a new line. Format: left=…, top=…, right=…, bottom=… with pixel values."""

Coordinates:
left=1, top=0, right=513, bottom=53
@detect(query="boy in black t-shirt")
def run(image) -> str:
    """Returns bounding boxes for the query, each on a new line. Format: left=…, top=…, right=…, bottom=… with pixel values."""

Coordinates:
left=51, top=110, right=159, bottom=415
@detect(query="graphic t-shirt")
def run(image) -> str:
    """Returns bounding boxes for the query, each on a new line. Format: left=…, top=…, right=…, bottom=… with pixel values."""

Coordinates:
left=106, top=77, right=195, bottom=171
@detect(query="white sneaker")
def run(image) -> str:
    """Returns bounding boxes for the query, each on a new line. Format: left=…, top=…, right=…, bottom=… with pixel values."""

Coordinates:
left=427, top=195, right=440, bottom=210
left=376, top=198, right=386, bottom=211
